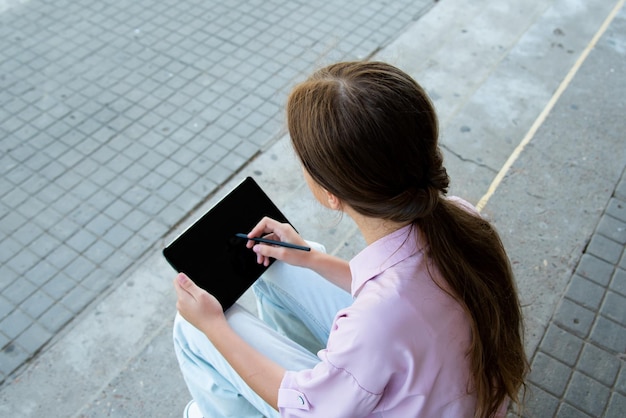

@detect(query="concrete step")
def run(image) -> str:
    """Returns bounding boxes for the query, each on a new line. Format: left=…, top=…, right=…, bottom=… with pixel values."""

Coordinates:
left=378, top=0, right=617, bottom=202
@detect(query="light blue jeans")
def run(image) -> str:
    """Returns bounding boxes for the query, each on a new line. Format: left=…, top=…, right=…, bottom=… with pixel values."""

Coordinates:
left=173, top=243, right=353, bottom=418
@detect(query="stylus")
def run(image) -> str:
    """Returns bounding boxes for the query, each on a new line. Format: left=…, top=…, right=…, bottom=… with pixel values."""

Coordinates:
left=235, top=233, right=311, bottom=251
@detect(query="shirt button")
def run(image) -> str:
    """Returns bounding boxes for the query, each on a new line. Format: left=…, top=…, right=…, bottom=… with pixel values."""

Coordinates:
left=298, top=396, right=305, bottom=405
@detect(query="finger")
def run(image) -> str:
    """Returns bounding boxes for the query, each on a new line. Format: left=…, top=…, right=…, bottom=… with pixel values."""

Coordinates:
left=244, top=234, right=278, bottom=249
left=173, top=274, right=189, bottom=298
left=255, top=251, right=272, bottom=267
left=174, top=273, right=201, bottom=301
left=253, top=243, right=285, bottom=263
left=248, top=216, right=282, bottom=239
left=173, top=276, right=193, bottom=313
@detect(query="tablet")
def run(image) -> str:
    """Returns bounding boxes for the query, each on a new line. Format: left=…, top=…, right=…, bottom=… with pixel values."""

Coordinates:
left=163, top=177, right=291, bottom=310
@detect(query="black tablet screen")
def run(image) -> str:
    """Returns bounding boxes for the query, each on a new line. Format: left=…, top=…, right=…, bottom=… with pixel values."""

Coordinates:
left=163, top=177, right=291, bottom=310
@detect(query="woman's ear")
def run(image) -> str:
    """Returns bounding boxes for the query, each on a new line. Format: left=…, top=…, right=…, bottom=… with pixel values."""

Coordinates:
left=326, top=191, right=342, bottom=210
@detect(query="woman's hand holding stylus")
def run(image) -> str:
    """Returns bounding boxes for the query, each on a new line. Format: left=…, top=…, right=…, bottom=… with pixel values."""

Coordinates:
left=247, top=217, right=353, bottom=292
left=246, top=217, right=311, bottom=267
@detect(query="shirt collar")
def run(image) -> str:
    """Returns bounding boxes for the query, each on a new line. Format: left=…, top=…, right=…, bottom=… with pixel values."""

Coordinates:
left=348, top=224, right=425, bottom=297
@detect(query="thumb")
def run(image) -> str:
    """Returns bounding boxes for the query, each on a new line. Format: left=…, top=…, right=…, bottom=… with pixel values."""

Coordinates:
left=175, top=273, right=200, bottom=300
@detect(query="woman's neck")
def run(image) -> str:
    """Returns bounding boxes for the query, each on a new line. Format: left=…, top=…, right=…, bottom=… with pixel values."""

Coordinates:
left=344, top=206, right=410, bottom=245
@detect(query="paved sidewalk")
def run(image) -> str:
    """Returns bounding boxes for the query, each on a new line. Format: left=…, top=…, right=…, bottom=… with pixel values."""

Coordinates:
left=0, top=0, right=435, bottom=383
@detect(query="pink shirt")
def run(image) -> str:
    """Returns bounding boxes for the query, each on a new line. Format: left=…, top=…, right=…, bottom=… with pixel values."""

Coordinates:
left=278, top=222, right=477, bottom=417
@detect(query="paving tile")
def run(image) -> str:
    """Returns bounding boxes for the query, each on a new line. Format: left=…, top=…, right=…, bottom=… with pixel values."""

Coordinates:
left=53, top=171, right=83, bottom=193
left=60, top=285, right=97, bottom=315
left=81, top=270, right=116, bottom=294
left=522, top=383, right=560, bottom=418
left=87, top=190, right=119, bottom=216
left=102, top=251, right=134, bottom=278
left=102, top=223, right=135, bottom=248
left=590, top=316, right=626, bottom=354
left=585, top=233, right=623, bottom=264
left=2, top=187, right=29, bottom=209
left=605, top=391, right=626, bottom=418
left=14, top=322, right=52, bottom=354
left=577, top=343, right=620, bottom=387
left=103, top=175, right=134, bottom=196
left=38, top=303, right=74, bottom=334
left=83, top=239, right=117, bottom=266
left=3, top=165, right=32, bottom=188
left=48, top=217, right=82, bottom=242
left=597, top=215, right=626, bottom=245
left=20, top=290, right=55, bottom=320
left=564, top=371, right=610, bottom=417
left=51, top=193, right=83, bottom=216
left=233, top=141, right=260, bottom=161
left=0, top=236, right=22, bottom=265
left=539, top=323, right=583, bottom=367
left=555, top=402, right=593, bottom=418
left=122, top=162, right=151, bottom=184
left=65, top=256, right=98, bottom=284
left=119, top=208, right=152, bottom=233
left=40, top=271, right=76, bottom=301
left=1, top=210, right=28, bottom=234
left=24, top=259, right=59, bottom=287
left=606, top=197, right=626, bottom=222
left=528, top=352, right=572, bottom=397
left=0, top=308, right=32, bottom=340
left=84, top=212, right=117, bottom=236
left=36, top=182, right=67, bottom=207
left=2, top=278, right=37, bottom=306
left=0, top=295, right=15, bottom=321
left=56, top=148, right=84, bottom=170
left=39, top=159, right=66, bottom=180
left=138, top=194, right=168, bottom=217
left=46, top=243, right=81, bottom=271
left=65, top=228, right=99, bottom=254
left=119, top=186, right=151, bottom=208
left=553, top=298, right=596, bottom=338
left=0, top=342, right=29, bottom=377
left=565, top=274, right=606, bottom=310
left=600, top=290, right=626, bottom=324
left=28, top=233, right=61, bottom=261
left=576, top=253, right=615, bottom=286
left=119, top=234, right=152, bottom=260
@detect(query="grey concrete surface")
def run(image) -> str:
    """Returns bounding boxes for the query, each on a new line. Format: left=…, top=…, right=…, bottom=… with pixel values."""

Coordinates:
left=0, top=0, right=625, bottom=416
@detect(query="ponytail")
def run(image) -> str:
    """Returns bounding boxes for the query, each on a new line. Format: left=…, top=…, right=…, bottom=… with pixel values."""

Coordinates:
left=417, top=199, right=528, bottom=417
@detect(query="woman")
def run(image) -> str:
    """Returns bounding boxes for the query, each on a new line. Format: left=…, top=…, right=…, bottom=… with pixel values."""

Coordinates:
left=173, top=61, right=528, bottom=417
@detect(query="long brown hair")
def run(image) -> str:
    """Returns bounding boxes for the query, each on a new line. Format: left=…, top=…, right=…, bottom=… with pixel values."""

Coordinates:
left=286, top=61, right=528, bottom=417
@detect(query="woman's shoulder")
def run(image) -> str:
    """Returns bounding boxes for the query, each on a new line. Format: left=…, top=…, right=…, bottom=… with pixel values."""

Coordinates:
left=446, top=196, right=480, bottom=216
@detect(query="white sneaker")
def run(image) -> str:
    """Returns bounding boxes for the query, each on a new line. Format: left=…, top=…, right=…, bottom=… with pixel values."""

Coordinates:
left=183, top=400, right=203, bottom=418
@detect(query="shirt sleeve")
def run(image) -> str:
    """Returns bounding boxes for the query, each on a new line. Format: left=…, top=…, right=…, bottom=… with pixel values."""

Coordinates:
left=278, top=359, right=383, bottom=417
left=277, top=293, right=406, bottom=417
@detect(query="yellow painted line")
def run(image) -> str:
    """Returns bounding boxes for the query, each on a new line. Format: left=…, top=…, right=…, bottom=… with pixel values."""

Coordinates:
left=476, top=0, right=625, bottom=212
